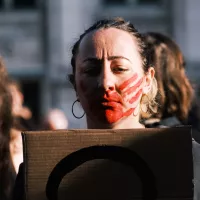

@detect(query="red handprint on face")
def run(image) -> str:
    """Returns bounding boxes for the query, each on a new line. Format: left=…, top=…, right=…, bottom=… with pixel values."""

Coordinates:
left=101, top=73, right=144, bottom=123
left=88, top=72, right=144, bottom=124
left=119, top=73, right=144, bottom=117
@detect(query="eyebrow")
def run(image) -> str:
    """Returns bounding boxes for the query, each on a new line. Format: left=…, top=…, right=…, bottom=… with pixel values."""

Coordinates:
left=83, top=56, right=131, bottom=63
left=108, top=56, right=131, bottom=63
left=83, top=58, right=101, bottom=63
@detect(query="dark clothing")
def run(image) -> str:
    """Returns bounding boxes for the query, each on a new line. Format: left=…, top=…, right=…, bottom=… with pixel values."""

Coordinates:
left=144, top=115, right=200, bottom=144
left=187, top=98, right=200, bottom=130
left=13, top=163, right=24, bottom=200
left=13, top=117, right=39, bottom=131
left=144, top=116, right=182, bottom=128
left=0, top=160, right=16, bottom=200
left=186, top=99, right=200, bottom=143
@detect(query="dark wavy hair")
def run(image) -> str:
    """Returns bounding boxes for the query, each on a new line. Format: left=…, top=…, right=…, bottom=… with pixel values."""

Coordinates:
left=0, top=56, right=8, bottom=83
left=0, top=82, right=14, bottom=200
left=69, top=17, right=158, bottom=115
left=144, top=32, right=194, bottom=122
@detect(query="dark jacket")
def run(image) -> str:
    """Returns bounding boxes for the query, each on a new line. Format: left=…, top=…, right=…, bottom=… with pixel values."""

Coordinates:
left=144, top=116, right=182, bottom=128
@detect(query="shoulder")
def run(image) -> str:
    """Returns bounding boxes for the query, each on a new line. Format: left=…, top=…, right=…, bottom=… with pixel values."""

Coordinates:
left=143, top=117, right=182, bottom=128
left=143, top=118, right=168, bottom=128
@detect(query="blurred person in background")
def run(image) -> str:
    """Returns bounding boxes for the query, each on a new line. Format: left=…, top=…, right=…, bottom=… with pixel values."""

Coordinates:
left=0, top=56, right=8, bottom=83
left=0, top=80, right=16, bottom=200
left=0, top=58, right=24, bottom=199
left=42, top=108, right=69, bottom=130
left=6, top=79, right=38, bottom=174
left=143, top=32, right=200, bottom=199
left=143, top=32, right=200, bottom=142
left=7, top=78, right=38, bottom=131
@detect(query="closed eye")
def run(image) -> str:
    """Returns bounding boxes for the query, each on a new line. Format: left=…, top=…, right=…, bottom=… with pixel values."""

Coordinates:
left=112, top=67, right=129, bottom=74
left=83, top=67, right=101, bottom=76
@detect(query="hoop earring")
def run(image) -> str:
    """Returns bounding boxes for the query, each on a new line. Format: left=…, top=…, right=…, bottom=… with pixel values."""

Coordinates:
left=72, top=99, right=85, bottom=119
left=140, top=103, right=148, bottom=113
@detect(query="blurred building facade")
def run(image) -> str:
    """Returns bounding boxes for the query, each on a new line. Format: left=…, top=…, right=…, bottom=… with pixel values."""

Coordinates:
left=0, top=0, right=200, bottom=128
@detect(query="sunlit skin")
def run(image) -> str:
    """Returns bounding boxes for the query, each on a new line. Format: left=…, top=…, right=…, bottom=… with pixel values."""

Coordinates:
left=75, top=28, right=154, bottom=129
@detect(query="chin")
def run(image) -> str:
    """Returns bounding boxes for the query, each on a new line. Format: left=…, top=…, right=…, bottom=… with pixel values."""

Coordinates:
left=93, top=110, right=123, bottom=125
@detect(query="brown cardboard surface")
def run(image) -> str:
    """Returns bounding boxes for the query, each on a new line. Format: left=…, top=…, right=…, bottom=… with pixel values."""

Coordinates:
left=22, top=127, right=193, bottom=200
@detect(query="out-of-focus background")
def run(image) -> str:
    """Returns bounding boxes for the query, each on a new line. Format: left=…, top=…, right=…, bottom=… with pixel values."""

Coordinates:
left=0, top=0, right=199, bottom=128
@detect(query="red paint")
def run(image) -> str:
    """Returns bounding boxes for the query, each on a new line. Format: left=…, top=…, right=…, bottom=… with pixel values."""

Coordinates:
left=88, top=73, right=144, bottom=124
left=123, top=108, right=134, bottom=117
left=102, top=102, right=121, bottom=108
left=98, top=74, right=144, bottom=123
left=118, top=73, right=138, bottom=90
left=100, top=76, right=143, bottom=123
left=100, top=91, right=124, bottom=123
left=104, top=109, right=123, bottom=124
left=124, top=77, right=143, bottom=95
left=129, top=88, right=143, bottom=104
left=105, top=107, right=135, bottom=124
left=102, top=91, right=122, bottom=104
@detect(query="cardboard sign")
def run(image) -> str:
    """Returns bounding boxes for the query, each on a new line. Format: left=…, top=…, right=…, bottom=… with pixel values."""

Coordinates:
left=22, top=127, right=193, bottom=200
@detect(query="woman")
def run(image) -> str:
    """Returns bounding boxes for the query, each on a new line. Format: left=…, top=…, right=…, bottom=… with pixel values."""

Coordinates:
left=0, top=82, right=16, bottom=200
left=7, top=79, right=38, bottom=131
left=143, top=33, right=199, bottom=132
left=13, top=17, right=158, bottom=199
left=0, top=58, right=23, bottom=200
left=69, top=17, right=157, bottom=129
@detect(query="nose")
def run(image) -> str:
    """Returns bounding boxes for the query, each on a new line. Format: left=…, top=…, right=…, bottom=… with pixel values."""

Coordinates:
left=98, top=67, right=115, bottom=91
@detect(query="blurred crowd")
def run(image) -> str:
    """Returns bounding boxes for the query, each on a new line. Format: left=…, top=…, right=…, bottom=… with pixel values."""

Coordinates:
left=0, top=57, right=69, bottom=199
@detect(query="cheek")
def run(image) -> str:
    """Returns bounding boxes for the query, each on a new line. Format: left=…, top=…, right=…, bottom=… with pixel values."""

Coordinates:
left=76, top=76, right=96, bottom=99
left=128, top=88, right=143, bottom=104
left=78, top=79, right=87, bottom=93
left=119, top=75, right=144, bottom=105
left=75, top=74, right=87, bottom=94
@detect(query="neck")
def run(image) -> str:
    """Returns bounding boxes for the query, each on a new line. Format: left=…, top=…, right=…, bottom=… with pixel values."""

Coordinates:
left=86, top=115, right=145, bottom=129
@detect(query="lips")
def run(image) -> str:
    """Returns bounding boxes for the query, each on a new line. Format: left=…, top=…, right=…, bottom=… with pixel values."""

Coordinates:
left=102, top=92, right=122, bottom=102
left=96, top=92, right=124, bottom=123
left=91, top=91, right=123, bottom=110
left=101, top=92, right=122, bottom=105
left=101, top=101, right=121, bottom=108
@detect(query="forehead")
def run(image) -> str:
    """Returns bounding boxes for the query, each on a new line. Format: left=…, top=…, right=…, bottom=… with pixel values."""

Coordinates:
left=77, top=28, right=140, bottom=59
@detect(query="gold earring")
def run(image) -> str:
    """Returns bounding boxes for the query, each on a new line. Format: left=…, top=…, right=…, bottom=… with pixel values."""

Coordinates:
left=140, top=94, right=149, bottom=113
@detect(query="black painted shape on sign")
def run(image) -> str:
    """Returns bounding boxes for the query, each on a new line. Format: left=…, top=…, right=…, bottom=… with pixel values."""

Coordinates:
left=46, top=145, right=157, bottom=200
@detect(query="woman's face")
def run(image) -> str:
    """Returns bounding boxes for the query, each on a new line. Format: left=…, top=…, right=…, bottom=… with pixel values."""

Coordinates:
left=75, top=28, right=153, bottom=125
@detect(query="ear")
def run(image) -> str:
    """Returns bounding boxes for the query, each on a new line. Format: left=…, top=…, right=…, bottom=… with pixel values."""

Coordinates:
left=142, top=67, right=155, bottom=94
